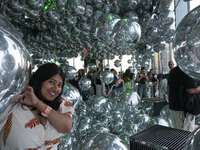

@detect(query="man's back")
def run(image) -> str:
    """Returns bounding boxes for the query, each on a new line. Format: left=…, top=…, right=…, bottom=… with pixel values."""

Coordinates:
left=168, top=66, right=183, bottom=111
left=168, top=66, right=198, bottom=111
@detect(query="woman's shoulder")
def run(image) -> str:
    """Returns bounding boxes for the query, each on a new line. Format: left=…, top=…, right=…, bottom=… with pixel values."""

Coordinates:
left=58, top=97, right=75, bottom=114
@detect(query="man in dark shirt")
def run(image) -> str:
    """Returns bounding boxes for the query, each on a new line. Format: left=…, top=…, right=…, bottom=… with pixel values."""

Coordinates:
left=168, top=66, right=200, bottom=130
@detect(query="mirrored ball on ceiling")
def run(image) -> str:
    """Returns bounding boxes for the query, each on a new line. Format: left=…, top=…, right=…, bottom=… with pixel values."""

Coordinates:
left=113, top=18, right=141, bottom=48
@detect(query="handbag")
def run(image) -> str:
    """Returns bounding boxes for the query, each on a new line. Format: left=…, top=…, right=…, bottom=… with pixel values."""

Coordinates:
left=178, top=84, right=200, bottom=116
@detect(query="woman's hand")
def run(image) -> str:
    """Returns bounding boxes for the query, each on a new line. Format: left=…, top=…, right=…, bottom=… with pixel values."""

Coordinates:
left=20, top=86, right=40, bottom=107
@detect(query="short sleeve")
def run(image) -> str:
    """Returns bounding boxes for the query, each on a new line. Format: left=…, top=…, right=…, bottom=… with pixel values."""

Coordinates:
left=58, top=97, right=75, bottom=115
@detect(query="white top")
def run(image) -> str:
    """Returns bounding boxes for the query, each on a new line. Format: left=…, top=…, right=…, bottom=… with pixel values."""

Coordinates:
left=0, top=98, right=74, bottom=150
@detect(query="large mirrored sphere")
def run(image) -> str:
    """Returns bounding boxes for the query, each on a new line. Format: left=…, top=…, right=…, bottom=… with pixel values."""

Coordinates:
left=62, top=83, right=81, bottom=107
left=63, top=65, right=78, bottom=80
left=78, top=78, right=91, bottom=91
left=81, top=133, right=129, bottom=150
left=0, top=14, right=31, bottom=121
left=113, top=18, right=141, bottom=48
left=95, top=13, right=121, bottom=44
left=100, top=71, right=114, bottom=84
left=114, top=59, right=121, bottom=67
left=174, top=6, right=200, bottom=80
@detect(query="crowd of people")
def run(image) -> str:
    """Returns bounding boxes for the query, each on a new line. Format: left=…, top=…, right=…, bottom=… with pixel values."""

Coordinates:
left=67, top=67, right=136, bottom=100
left=66, top=61, right=177, bottom=101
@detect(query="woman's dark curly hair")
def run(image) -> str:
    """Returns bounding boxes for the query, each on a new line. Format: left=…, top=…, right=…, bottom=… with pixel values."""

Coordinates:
left=29, top=63, right=65, bottom=111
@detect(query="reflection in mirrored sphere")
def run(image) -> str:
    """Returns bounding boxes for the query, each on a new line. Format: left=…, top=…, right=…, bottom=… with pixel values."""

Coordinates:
left=174, top=6, right=200, bottom=80
left=0, top=14, right=31, bottom=122
left=81, top=133, right=129, bottom=150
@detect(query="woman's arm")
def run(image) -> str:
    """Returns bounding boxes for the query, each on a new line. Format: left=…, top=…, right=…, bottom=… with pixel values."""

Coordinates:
left=145, top=75, right=149, bottom=82
left=21, top=86, right=73, bottom=133
left=36, top=101, right=72, bottom=133
left=136, top=73, right=142, bottom=82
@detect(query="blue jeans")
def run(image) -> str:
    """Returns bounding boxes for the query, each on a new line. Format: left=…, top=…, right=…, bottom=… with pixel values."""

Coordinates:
left=138, top=85, right=147, bottom=99
left=116, top=87, right=125, bottom=96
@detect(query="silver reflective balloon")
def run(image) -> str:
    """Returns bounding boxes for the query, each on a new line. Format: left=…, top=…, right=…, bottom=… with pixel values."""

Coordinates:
left=76, top=115, right=91, bottom=134
left=108, top=111, right=124, bottom=134
left=183, top=128, right=200, bottom=150
left=113, top=18, right=141, bottom=48
left=0, top=14, right=31, bottom=122
left=174, top=6, right=200, bottom=80
left=63, top=65, right=78, bottom=80
left=62, top=83, right=81, bottom=107
left=122, top=0, right=138, bottom=11
left=87, top=62, right=96, bottom=71
left=100, top=71, right=114, bottom=84
left=86, top=95, right=110, bottom=114
left=77, top=130, right=100, bottom=150
left=114, top=59, right=121, bottom=67
left=58, top=132, right=78, bottom=150
left=95, top=13, right=121, bottom=44
left=123, top=11, right=139, bottom=22
left=118, top=132, right=130, bottom=145
left=127, top=59, right=132, bottom=64
left=71, top=0, right=86, bottom=15
left=119, top=90, right=141, bottom=108
left=78, top=78, right=91, bottom=91
left=147, top=116, right=170, bottom=127
left=81, top=133, right=129, bottom=150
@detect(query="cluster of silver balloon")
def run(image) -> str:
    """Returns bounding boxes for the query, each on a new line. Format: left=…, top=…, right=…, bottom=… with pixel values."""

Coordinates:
left=59, top=81, right=173, bottom=149
left=0, top=0, right=175, bottom=68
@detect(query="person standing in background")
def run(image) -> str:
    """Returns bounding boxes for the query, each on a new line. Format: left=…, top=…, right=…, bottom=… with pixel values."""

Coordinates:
left=162, top=61, right=175, bottom=80
left=136, top=67, right=149, bottom=98
left=116, top=71, right=125, bottom=95
left=91, top=68, right=99, bottom=95
left=96, top=71, right=103, bottom=96
left=168, top=66, right=200, bottom=131
left=108, top=69, right=118, bottom=98
left=77, top=69, right=85, bottom=100
left=123, top=69, right=131, bottom=90
left=147, top=69, right=154, bottom=82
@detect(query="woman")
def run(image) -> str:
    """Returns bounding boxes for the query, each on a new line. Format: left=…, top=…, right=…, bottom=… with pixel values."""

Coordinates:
left=123, top=69, right=132, bottom=90
left=0, top=63, right=74, bottom=150
left=136, top=67, right=149, bottom=98
left=77, top=69, right=86, bottom=100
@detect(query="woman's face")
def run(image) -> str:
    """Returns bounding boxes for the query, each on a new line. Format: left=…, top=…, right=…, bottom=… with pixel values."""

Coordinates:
left=41, top=74, right=63, bottom=101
